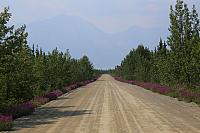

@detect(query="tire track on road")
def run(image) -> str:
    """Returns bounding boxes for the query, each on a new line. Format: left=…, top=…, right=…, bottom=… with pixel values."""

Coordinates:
left=109, top=81, right=133, bottom=133
left=98, top=81, right=113, bottom=133
left=110, top=81, right=144, bottom=133
left=74, top=82, right=104, bottom=133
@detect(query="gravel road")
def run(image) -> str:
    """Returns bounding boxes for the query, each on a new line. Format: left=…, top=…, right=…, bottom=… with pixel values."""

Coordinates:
left=7, top=74, right=200, bottom=133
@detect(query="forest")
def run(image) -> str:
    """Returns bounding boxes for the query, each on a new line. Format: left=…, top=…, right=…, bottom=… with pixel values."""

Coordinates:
left=111, top=0, right=200, bottom=101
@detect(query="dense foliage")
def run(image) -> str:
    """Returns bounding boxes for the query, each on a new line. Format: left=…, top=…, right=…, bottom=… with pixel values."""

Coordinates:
left=112, top=0, right=200, bottom=99
left=0, top=8, right=97, bottom=115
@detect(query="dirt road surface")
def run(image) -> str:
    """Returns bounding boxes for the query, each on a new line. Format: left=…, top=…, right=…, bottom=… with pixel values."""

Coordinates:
left=6, top=74, right=200, bottom=133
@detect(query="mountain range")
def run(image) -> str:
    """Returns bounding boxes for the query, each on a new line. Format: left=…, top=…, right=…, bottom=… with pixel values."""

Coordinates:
left=27, top=15, right=169, bottom=69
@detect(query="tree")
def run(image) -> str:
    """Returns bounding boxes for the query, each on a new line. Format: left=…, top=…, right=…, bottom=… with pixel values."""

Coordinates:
left=0, top=8, right=97, bottom=112
left=168, top=0, right=200, bottom=86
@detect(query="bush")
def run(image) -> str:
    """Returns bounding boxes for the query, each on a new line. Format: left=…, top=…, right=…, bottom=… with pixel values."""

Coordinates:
left=0, top=115, right=13, bottom=131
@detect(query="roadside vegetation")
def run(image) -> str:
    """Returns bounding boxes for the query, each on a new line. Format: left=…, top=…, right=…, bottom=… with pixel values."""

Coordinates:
left=111, top=0, right=200, bottom=103
left=0, top=8, right=99, bottom=131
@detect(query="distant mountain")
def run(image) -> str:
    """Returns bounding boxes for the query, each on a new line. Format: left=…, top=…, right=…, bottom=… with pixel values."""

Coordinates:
left=112, top=26, right=169, bottom=50
left=27, top=15, right=169, bottom=69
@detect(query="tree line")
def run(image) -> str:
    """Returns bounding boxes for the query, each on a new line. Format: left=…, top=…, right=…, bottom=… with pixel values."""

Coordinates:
left=112, top=0, right=200, bottom=90
left=0, top=8, right=97, bottom=111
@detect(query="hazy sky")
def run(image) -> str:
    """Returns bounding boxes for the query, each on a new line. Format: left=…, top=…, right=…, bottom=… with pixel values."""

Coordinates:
left=0, top=0, right=200, bottom=33
left=0, top=0, right=200, bottom=69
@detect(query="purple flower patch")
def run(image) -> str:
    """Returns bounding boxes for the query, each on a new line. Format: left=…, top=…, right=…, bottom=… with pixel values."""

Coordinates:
left=31, top=96, right=49, bottom=108
left=114, top=77, right=200, bottom=103
left=115, top=77, right=172, bottom=95
left=0, top=115, right=12, bottom=131
left=45, top=89, right=63, bottom=101
left=62, top=78, right=97, bottom=93
left=7, top=102, right=35, bottom=119
left=179, top=89, right=200, bottom=102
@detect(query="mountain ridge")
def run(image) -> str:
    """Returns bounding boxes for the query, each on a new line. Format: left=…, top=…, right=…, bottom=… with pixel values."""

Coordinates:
left=27, top=15, right=168, bottom=69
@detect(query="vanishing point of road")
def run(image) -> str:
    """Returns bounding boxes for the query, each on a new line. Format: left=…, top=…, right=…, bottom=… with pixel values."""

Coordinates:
left=7, top=75, right=200, bottom=133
